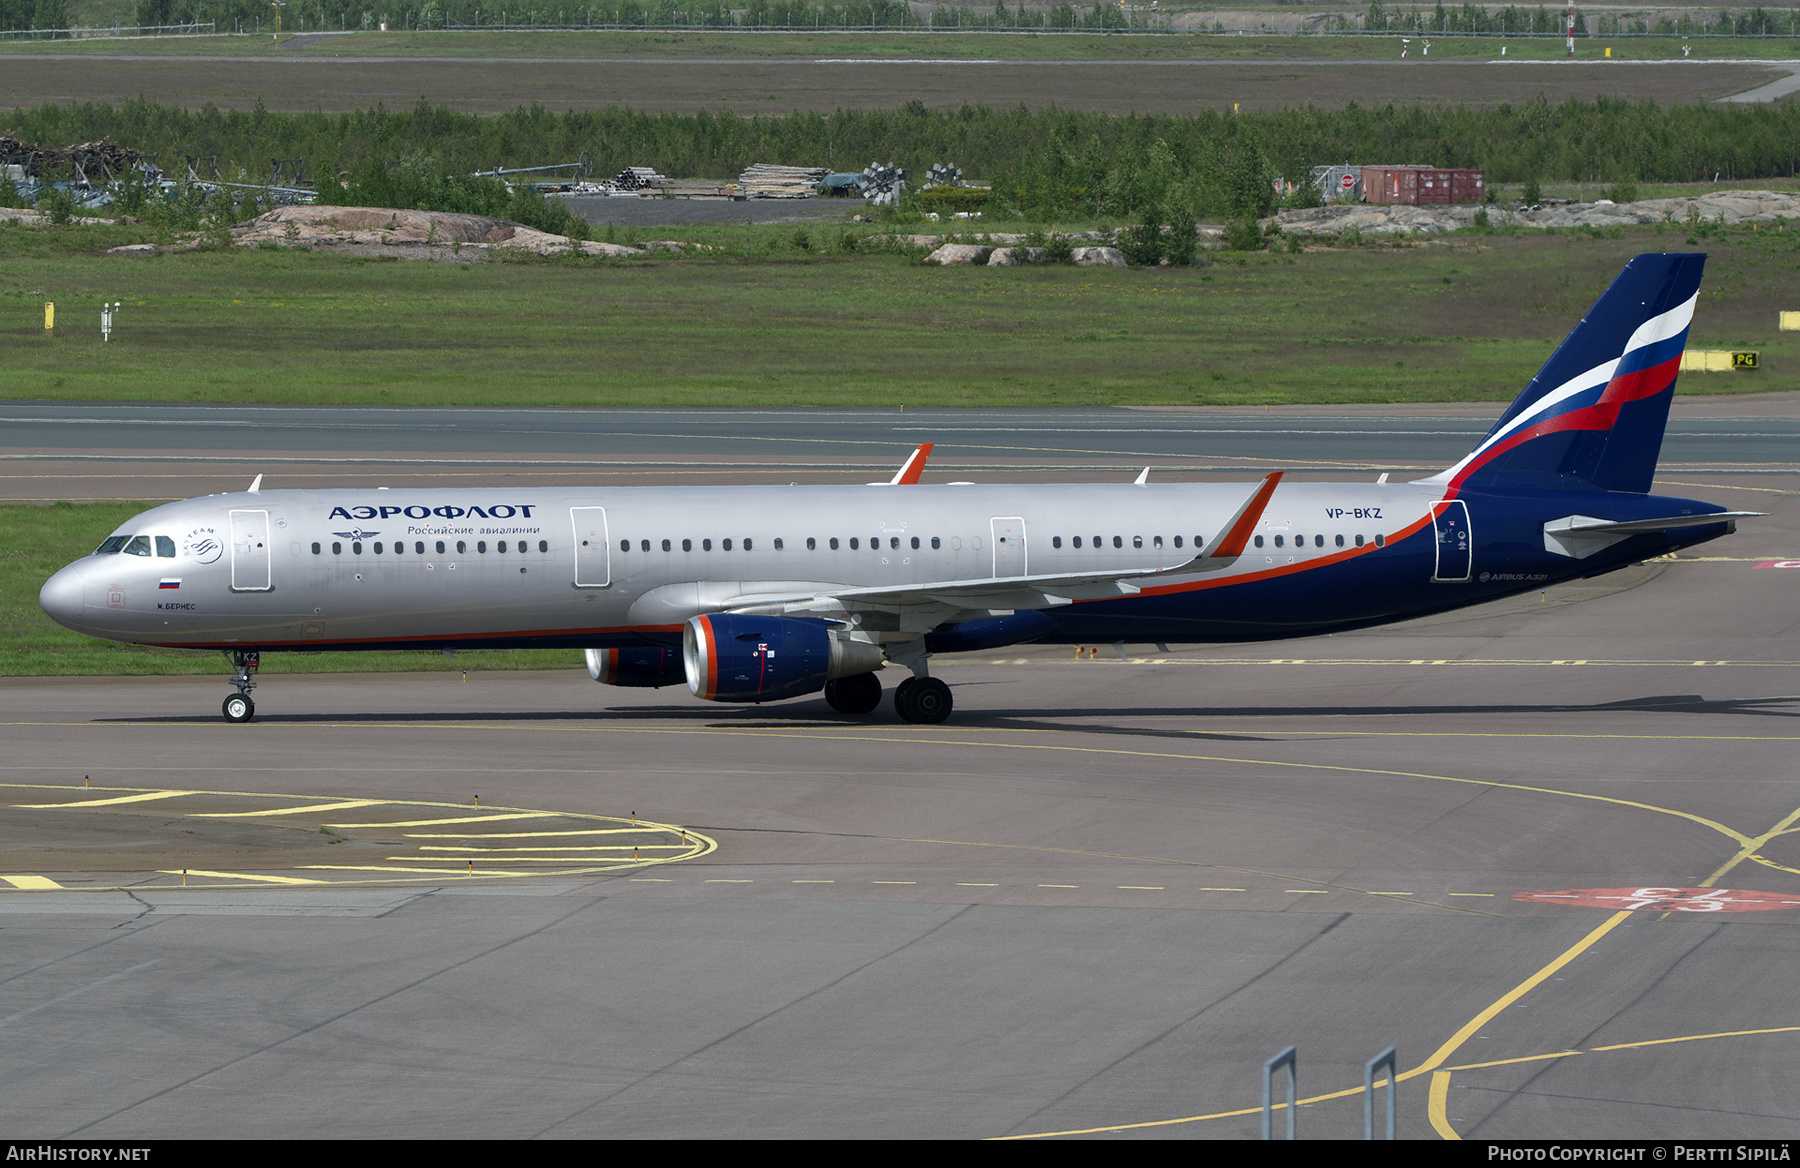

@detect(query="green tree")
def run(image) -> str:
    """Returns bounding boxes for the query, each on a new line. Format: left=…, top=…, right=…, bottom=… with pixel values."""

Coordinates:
left=31, top=0, right=67, bottom=31
left=1224, top=139, right=1276, bottom=220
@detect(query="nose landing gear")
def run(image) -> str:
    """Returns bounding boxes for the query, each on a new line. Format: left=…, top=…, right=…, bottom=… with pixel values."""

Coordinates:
left=222, top=650, right=259, bottom=723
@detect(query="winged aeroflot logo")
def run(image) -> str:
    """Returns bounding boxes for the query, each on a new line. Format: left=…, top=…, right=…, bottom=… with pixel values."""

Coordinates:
left=332, top=529, right=381, bottom=541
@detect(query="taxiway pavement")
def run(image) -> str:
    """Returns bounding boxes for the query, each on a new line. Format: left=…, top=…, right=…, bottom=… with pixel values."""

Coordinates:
left=2, top=431, right=1798, bottom=1137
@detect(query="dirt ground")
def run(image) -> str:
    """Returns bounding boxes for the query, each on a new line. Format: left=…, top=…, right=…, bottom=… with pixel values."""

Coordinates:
left=0, top=56, right=1782, bottom=114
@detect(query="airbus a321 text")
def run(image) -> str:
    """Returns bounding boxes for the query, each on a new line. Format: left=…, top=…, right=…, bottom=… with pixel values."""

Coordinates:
left=40, top=253, right=1753, bottom=724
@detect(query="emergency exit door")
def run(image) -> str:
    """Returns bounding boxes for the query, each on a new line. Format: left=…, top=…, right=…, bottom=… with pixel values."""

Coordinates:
left=990, top=516, right=1027, bottom=578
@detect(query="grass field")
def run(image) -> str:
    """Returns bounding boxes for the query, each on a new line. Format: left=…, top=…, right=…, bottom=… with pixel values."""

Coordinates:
left=2, top=216, right=1794, bottom=409
left=0, top=501, right=576, bottom=676
left=0, top=34, right=1786, bottom=115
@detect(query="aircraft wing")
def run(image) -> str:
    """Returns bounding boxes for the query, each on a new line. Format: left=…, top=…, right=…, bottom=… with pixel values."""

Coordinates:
left=722, top=472, right=1284, bottom=626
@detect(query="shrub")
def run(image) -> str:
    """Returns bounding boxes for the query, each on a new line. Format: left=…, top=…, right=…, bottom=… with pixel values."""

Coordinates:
left=1043, top=232, right=1075, bottom=264
left=1281, top=182, right=1323, bottom=210
left=1224, top=217, right=1264, bottom=251
left=790, top=227, right=813, bottom=252
left=1521, top=178, right=1543, bottom=205
left=1120, top=218, right=1166, bottom=266
left=35, top=185, right=75, bottom=226
left=913, top=186, right=991, bottom=215
left=1165, top=220, right=1197, bottom=266
left=1601, top=178, right=1639, bottom=205
left=0, top=174, right=24, bottom=210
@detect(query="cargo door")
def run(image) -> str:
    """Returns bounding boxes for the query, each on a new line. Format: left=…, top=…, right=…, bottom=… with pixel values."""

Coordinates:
left=990, top=516, right=1027, bottom=578
left=1431, top=500, right=1472, bottom=583
left=571, top=507, right=610, bottom=588
left=228, top=509, right=271, bottom=592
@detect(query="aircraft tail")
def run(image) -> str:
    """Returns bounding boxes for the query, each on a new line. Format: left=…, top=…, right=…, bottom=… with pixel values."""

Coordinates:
left=1424, top=253, right=1704, bottom=496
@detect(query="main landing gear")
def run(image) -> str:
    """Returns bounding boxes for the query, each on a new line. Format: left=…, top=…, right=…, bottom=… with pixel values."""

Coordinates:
left=893, top=676, right=953, bottom=725
left=823, top=672, right=883, bottom=715
left=222, top=650, right=259, bottom=723
left=822, top=670, right=954, bottom=723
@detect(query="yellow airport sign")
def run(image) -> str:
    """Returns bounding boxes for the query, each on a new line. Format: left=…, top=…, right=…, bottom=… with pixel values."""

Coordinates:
left=1680, top=350, right=1758, bottom=372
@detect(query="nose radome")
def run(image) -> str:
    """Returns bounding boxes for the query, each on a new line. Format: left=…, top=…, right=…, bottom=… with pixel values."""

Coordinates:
left=39, top=562, right=88, bottom=629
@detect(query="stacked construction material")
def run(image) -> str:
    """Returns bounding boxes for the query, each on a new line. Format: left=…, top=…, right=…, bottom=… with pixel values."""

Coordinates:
left=613, top=166, right=668, bottom=191
left=924, top=162, right=964, bottom=188
left=858, top=162, right=906, bottom=207
left=737, top=163, right=827, bottom=198
left=0, top=135, right=142, bottom=180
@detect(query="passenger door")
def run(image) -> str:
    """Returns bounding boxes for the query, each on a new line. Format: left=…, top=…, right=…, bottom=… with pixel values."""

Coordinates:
left=228, top=509, right=271, bottom=592
left=1431, top=500, right=1472, bottom=583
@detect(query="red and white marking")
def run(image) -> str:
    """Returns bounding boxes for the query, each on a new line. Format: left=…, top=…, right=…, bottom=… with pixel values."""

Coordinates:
left=1753, top=561, right=1800, bottom=569
left=1515, top=887, right=1800, bottom=913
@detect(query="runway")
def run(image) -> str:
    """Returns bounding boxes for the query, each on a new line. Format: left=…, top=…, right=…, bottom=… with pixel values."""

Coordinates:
left=4, top=397, right=1799, bottom=500
left=0, top=53, right=1778, bottom=114
left=4, top=404, right=1799, bottom=1138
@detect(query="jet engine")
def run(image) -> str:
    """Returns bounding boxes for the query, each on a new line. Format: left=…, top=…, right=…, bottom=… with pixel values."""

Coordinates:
left=683, top=613, right=884, bottom=703
left=586, top=646, right=686, bottom=688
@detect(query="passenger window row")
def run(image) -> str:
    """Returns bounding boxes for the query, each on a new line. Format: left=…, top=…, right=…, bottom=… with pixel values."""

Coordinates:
left=312, top=539, right=551, bottom=556
left=1252, top=533, right=1384, bottom=549
left=617, top=536, right=949, bottom=552
left=1049, top=535, right=1202, bottom=551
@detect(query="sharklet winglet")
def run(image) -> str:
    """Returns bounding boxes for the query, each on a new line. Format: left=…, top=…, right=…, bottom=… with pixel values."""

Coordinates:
left=1206, top=472, right=1284, bottom=561
left=890, top=443, right=933, bottom=486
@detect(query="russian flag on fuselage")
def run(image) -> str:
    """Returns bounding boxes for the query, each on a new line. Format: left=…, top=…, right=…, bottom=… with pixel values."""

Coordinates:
left=1425, top=253, right=1705, bottom=496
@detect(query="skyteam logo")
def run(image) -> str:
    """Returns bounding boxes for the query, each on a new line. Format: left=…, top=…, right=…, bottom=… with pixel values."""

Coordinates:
left=182, top=527, right=223, bottom=565
left=333, top=528, right=382, bottom=541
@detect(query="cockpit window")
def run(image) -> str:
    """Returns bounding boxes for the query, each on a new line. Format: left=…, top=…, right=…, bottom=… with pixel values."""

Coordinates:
left=123, top=536, right=152, bottom=557
left=95, top=536, right=130, bottom=555
left=155, top=536, right=176, bottom=558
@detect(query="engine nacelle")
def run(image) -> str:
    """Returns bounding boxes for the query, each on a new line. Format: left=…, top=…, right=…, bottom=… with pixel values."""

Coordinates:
left=586, top=646, right=686, bottom=688
left=683, top=614, right=883, bottom=703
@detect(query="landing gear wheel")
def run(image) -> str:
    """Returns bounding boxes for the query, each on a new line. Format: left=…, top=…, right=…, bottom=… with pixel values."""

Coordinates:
left=893, top=676, right=918, bottom=718
left=222, top=693, right=255, bottom=723
left=824, top=673, right=883, bottom=715
left=894, top=677, right=952, bottom=725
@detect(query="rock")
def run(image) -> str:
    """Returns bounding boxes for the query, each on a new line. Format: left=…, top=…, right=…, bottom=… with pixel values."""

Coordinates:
left=106, top=243, right=157, bottom=255
left=925, top=243, right=993, bottom=266
left=230, top=205, right=645, bottom=258
left=987, top=246, right=1045, bottom=266
left=1072, top=246, right=1126, bottom=267
left=1271, top=190, right=1800, bottom=237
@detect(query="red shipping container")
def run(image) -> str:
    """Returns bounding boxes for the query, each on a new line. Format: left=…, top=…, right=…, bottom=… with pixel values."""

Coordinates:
left=1449, top=169, right=1485, bottom=204
left=1418, top=170, right=1454, bottom=204
left=1362, top=166, right=1421, bottom=205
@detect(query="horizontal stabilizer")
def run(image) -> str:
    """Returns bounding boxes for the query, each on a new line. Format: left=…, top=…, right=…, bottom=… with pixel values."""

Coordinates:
left=1544, top=511, right=1760, bottom=559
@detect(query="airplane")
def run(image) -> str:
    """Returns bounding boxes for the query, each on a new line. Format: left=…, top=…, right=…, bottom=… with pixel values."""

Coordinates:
left=39, top=252, right=1755, bottom=725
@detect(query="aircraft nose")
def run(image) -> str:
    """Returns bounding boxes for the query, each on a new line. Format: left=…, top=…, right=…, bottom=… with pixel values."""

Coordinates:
left=39, top=561, right=88, bottom=629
